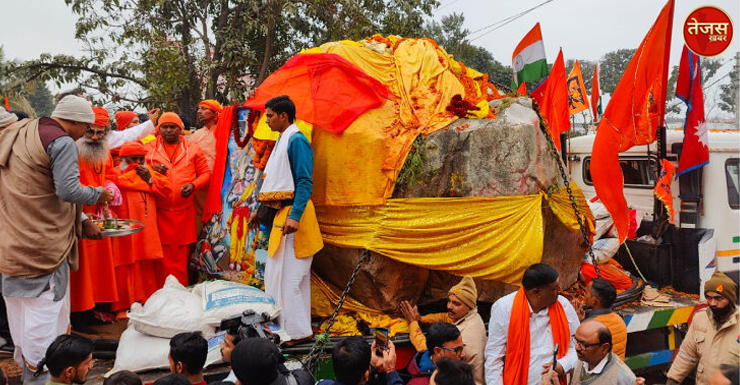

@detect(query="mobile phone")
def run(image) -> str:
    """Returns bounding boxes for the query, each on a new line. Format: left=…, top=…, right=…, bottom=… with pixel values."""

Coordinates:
left=374, top=327, right=389, bottom=357
left=550, top=343, right=559, bottom=384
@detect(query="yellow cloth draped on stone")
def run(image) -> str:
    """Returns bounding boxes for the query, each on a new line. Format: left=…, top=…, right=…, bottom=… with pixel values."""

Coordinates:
left=315, top=184, right=594, bottom=285
left=311, top=271, right=409, bottom=337
left=317, top=195, right=544, bottom=284
left=310, top=39, right=464, bottom=206
left=546, top=182, right=596, bottom=240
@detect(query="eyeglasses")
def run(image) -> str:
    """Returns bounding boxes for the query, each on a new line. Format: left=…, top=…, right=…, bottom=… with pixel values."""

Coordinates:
left=85, top=128, right=107, bottom=138
left=439, top=344, right=466, bottom=355
left=575, top=338, right=605, bottom=349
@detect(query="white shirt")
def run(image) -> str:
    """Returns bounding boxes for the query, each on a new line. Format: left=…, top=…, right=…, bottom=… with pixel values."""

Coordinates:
left=484, top=292, right=580, bottom=385
left=107, top=120, right=155, bottom=149
left=583, top=354, right=609, bottom=375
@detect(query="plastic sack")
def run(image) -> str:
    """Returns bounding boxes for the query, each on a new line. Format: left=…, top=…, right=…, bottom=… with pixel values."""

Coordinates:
left=584, top=237, right=620, bottom=265
left=105, top=325, right=225, bottom=376
left=587, top=199, right=613, bottom=240
left=128, top=275, right=215, bottom=338
left=197, top=280, right=280, bottom=325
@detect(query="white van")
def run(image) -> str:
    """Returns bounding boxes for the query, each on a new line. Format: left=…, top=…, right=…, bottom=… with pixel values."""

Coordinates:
left=568, top=128, right=739, bottom=276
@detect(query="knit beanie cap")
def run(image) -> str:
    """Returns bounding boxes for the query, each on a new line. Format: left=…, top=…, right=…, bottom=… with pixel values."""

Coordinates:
left=51, top=96, right=95, bottom=124
left=449, top=276, right=478, bottom=309
left=705, top=270, right=738, bottom=304
left=0, top=107, right=18, bottom=127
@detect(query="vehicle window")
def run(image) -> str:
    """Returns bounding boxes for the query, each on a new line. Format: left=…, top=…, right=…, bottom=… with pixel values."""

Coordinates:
left=583, top=157, right=657, bottom=188
left=726, top=158, right=739, bottom=210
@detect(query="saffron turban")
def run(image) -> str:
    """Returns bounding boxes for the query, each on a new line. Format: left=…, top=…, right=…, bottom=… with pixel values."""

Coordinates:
left=92, top=107, right=110, bottom=127
left=115, top=111, right=137, bottom=131
left=199, top=99, right=222, bottom=113
left=157, top=112, right=184, bottom=130
left=199, top=99, right=222, bottom=123
left=119, top=141, right=148, bottom=157
left=51, top=95, right=94, bottom=124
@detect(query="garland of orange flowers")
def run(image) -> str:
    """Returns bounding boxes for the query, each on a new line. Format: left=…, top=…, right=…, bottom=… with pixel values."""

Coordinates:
left=252, top=138, right=276, bottom=170
left=368, top=34, right=392, bottom=47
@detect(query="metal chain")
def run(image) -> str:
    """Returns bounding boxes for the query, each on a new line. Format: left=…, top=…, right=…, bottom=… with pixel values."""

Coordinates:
left=534, top=106, right=600, bottom=277
left=303, top=249, right=371, bottom=375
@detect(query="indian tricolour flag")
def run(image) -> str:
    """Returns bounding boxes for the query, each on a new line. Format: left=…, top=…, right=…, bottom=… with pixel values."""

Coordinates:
left=512, top=23, right=548, bottom=87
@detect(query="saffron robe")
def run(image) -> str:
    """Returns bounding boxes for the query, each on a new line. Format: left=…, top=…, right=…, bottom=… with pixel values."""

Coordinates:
left=70, top=154, right=120, bottom=312
left=147, top=137, right=210, bottom=286
left=110, top=165, right=172, bottom=309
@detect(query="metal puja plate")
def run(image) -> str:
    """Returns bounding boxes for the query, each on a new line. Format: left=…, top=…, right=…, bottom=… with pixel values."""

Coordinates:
left=92, top=219, right=145, bottom=237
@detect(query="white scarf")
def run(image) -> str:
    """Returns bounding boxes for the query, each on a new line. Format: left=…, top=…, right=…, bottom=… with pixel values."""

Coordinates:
left=258, top=124, right=300, bottom=203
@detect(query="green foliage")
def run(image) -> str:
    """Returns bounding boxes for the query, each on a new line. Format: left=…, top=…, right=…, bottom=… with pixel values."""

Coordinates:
left=27, top=83, right=55, bottom=117
left=598, top=48, right=636, bottom=95
left=8, top=0, right=439, bottom=122
left=719, top=54, right=739, bottom=115
left=423, top=13, right=511, bottom=90
left=396, top=135, right=428, bottom=191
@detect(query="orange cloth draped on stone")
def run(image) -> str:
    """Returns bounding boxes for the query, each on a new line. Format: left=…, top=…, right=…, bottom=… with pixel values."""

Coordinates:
left=309, top=40, right=463, bottom=206
left=147, top=136, right=210, bottom=286
left=504, top=287, right=570, bottom=385
left=243, top=53, right=391, bottom=134
left=201, top=105, right=234, bottom=222
left=591, top=0, right=674, bottom=243
left=70, top=154, right=118, bottom=312
left=110, top=163, right=172, bottom=309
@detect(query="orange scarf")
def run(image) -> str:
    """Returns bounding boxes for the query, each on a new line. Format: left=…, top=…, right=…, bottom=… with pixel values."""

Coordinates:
left=504, top=287, right=570, bottom=385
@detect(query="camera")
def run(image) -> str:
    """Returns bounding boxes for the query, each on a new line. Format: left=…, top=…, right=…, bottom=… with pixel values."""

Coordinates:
left=219, top=310, right=281, bottom=345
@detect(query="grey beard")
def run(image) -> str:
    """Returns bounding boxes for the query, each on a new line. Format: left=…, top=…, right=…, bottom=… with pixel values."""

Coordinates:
left=77, top=138, right=109, bottom=164
left=119, top=159, right=130, bottom=172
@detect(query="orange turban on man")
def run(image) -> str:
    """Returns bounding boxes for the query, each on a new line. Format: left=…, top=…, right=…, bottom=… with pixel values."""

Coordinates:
left=115, top=111, right=138, bottom=131
left=119, top=141, right=148, bottom=157
left=92, top=107, right=110, bottom=127
left=198, top=100, right=222, bottom=122
left=157, top=112, right=184, bottom=130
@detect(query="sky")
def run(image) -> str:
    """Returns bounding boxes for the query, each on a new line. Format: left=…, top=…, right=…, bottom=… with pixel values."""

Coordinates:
left=0, top=0, right=738, bottom=116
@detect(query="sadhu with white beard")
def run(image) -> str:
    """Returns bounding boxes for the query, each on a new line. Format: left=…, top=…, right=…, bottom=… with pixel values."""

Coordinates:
left=109, top=141, right=172, bottom=310
left=69, top=106, right=123, bottom=313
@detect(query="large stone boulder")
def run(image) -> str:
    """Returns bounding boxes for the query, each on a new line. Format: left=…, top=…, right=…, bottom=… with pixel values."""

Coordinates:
left=312, top=97, right=587, bottom=314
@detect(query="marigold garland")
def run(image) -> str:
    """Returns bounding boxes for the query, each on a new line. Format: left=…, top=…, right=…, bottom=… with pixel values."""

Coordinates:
left=252, top=138, right=276, bottom=170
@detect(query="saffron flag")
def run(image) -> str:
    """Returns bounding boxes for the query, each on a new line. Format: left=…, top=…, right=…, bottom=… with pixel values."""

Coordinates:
left=517, top=81, right=527, bottom=95
left=243, top=53, right=391, bottom=134
left=567, top=60, right=590, bottom=115
left=676, top=45, right=709, bottom=176
left=654, top=159, right=676, bottom=223
left=590, top=0, right=675, bottom=243
left=591, top=64, right=601, bottom=121
left=512, top=23, right=548, bottom=88
left=531, top=49, right=570, bottom=151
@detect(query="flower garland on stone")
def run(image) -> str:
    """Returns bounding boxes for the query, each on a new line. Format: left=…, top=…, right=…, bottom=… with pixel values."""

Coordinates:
left=446, top=94, right=479, bottom=118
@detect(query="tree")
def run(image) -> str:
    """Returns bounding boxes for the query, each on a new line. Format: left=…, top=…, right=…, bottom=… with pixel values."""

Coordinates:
left=598, top=48, right=635, bottom=95
left=8, top=0, right=438, bottom=121
left=27, top=83, right=55, bottom=117
left=423, top=13, right=511, bottom=89
left=719, top=53, right=739, bottom=115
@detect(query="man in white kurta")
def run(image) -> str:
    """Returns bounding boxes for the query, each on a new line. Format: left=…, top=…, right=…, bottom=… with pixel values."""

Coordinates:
left=252, top=95, right=323, bottom=344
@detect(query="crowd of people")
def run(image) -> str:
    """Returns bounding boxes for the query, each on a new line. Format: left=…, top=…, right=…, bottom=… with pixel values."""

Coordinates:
left=0, top=93, right=320, bottom=385
left=0, top=94, right=738, bottom=385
